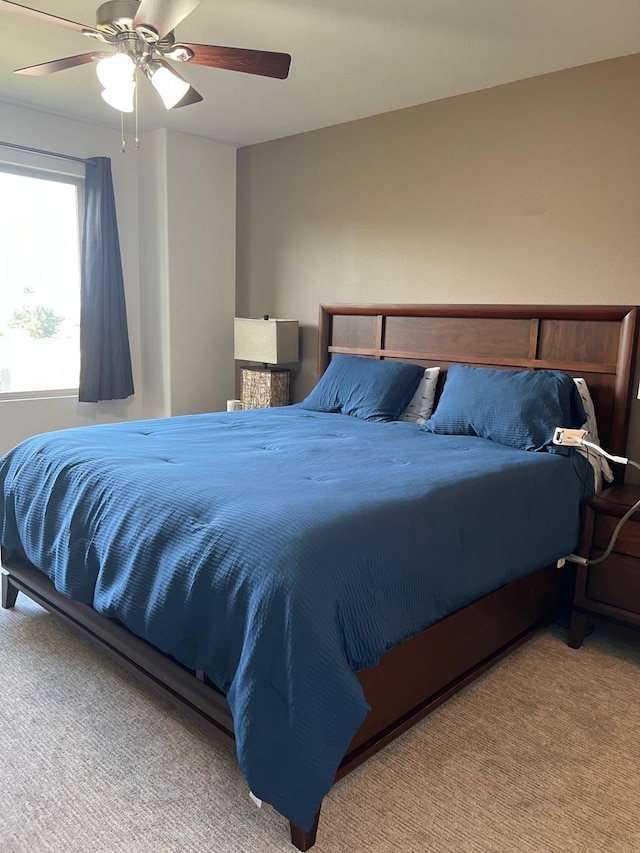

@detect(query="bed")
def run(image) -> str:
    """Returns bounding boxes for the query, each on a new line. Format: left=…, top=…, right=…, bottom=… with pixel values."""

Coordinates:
left=1, top=303, right=638, bottom=850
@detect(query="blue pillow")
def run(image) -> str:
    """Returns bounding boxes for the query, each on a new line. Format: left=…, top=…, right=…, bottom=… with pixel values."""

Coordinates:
left=300, top=354, right=424, bottom=422
left=421, top=364, right=587, bottom=451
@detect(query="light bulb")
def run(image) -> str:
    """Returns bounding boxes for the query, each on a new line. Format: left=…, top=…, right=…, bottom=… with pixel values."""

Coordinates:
left=96, top=53, right=135, bottom=88
left=101, top=82, right=136, bottom=113
left=149, top=65, right=190, bottom=109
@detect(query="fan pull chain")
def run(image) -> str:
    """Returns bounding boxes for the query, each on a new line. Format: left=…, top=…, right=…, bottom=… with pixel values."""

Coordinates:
left=120, top=110, right=125, bottom=154
left=134, top=69, right=140, bottom=151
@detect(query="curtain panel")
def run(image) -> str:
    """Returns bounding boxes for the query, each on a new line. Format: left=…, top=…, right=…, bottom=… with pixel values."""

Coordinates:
left=79, top=156, right=134, bottom=403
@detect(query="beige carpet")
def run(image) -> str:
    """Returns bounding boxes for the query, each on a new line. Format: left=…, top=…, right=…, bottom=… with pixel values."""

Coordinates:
left=1, top=594, right=639, bottom=853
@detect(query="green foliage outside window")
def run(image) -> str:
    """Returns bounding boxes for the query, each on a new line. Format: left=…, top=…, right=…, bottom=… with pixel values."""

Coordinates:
left=9, top=305, right=64, bottom=339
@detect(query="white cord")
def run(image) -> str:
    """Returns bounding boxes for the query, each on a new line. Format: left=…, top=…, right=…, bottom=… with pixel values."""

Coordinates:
left=580, top=438, right=628, bottom=466
left=563, top=448, right=640, bottom=567
left=586, top=458, right=640, bottom=565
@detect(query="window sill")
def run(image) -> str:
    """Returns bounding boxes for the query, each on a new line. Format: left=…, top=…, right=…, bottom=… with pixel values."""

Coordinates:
left=0, top=389, right=78, bottom=403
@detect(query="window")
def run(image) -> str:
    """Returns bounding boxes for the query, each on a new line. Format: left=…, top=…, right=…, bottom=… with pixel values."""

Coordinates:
left=0, top=160, right=83, bottom=399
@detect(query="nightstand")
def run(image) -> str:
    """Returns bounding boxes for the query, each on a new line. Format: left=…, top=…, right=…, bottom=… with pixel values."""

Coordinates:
left=569, top=484, right=640, bottom=648
left=239, top=366, right=290, bottom=409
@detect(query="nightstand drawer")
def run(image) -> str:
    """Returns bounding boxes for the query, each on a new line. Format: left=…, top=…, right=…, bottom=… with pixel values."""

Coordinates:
left=586, top=551, right=640, bottom=615
left=593, top=515, right=640, bottom=559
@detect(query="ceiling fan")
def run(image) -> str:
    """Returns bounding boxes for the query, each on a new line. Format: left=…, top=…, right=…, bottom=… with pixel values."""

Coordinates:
left=0, top=0, right=292, bottom=112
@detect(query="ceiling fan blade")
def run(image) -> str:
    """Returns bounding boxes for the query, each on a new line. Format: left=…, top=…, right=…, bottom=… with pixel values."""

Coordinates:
left=15, top=53, right=97, bottom=76
left=133, top=0, right=202, bottom=40
left=0, top=0, right=98, bottom=34
left=180, top=44, right=291, bottom=79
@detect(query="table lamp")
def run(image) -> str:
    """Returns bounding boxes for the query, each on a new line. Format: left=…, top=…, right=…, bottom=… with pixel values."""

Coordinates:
left=234, top=315, right=299, bottom=408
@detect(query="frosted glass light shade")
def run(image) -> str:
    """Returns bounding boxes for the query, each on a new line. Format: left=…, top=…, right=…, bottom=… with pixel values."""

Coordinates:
left=96, top=53, right=135, bottom=88
left=234, top=318, right=299, bottom=365
left=150, top=65, right=190, bottom=109
left=101, top=82, right=136, bottom=113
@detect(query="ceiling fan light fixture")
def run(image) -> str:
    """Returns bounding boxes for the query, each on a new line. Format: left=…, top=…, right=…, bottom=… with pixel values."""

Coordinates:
left=101, top=80, right=136, bottom=112
left=5, top=0, right=292, bottom=144
left=96, top=52, right=135, bottom=88
left=148, top=63, right=190, bottom=109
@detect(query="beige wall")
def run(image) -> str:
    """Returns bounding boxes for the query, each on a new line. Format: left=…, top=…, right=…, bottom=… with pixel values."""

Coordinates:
left=138, top=129, right=237, bottom=419
left=237, top=53, right=640, bottom=470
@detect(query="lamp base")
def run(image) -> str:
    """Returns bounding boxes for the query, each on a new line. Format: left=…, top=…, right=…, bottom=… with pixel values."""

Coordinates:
left=240, top=367, right=290, bottom=409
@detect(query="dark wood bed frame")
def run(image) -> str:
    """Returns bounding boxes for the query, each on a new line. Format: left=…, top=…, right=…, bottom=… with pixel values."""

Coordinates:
left=2, top=304, right=638, bottom=850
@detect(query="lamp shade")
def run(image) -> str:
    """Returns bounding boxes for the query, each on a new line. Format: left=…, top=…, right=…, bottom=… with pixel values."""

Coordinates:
left=234, top=317, right=299, bottom=365
left=101, top=82, right=136, bottom=113
left=96, top=53, right=135, bottom=89
left=148, top=63, right=190, bottom=110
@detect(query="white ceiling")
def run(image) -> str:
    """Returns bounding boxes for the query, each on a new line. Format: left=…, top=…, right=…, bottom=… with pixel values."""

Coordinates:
left=1, top=0, right=639, bottom=148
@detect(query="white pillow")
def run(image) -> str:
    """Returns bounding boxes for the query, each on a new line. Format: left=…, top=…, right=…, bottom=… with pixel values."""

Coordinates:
left=398, top=367, right=440, bottom=424
left=573, top=377, right=614, bottom=491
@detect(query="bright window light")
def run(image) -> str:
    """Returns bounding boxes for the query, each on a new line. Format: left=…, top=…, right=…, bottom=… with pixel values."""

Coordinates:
left=0, top=167, right=82, bottom=397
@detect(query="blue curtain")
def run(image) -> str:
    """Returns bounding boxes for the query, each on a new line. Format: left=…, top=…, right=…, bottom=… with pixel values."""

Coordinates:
left=78, top=156, right=134, bottom=403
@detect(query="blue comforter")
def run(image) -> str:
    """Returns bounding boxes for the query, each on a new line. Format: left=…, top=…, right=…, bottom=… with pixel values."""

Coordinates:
left=0, top=407, right=588, bottom=828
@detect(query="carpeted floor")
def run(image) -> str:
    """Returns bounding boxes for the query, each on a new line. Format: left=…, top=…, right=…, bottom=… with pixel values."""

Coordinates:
left=1, top=594, right=639, bottom=853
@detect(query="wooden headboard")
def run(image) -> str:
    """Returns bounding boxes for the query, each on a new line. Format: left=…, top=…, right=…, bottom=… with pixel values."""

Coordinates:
left=318, top=304, right=639, bottom=458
